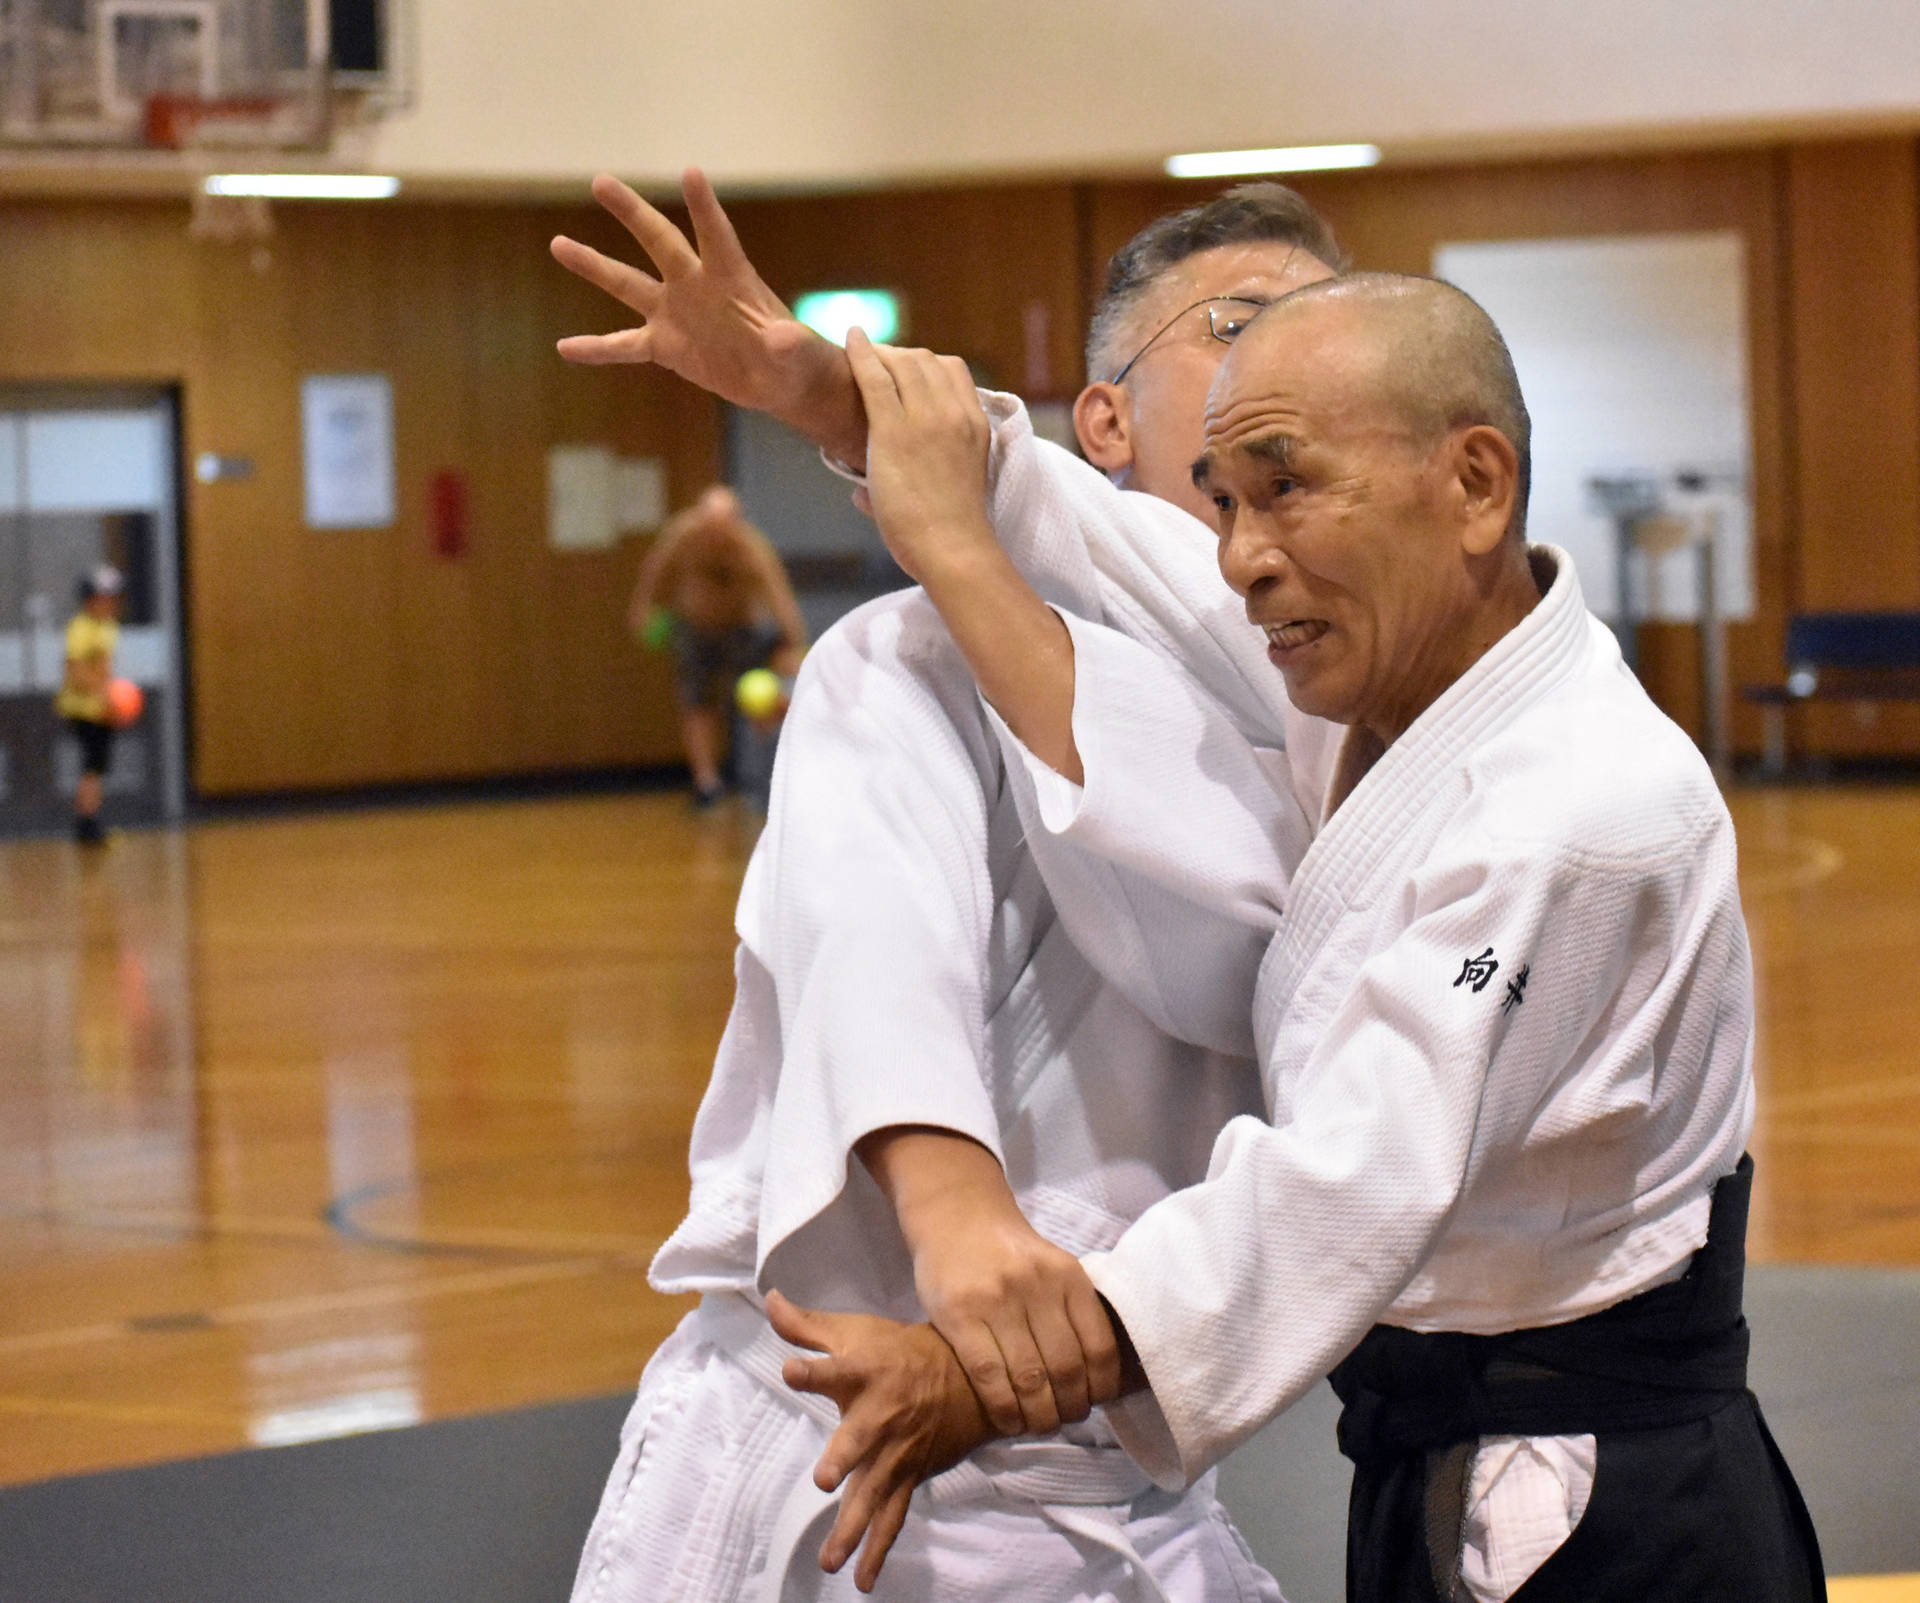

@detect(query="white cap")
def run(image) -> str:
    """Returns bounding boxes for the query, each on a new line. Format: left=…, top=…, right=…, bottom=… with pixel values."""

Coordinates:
left=82, top=564, right=125, bottom=599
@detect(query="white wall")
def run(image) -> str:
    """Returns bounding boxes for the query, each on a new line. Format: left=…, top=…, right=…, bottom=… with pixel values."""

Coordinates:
left=353, top=0, right=1920, bottom=191
left=1435, top=233, right=1753, bottom=624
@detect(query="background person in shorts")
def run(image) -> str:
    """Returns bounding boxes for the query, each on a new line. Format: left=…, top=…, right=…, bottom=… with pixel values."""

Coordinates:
left=628, top=486, right=808, bottom=805
left=56, top=565, right=124, bottom=847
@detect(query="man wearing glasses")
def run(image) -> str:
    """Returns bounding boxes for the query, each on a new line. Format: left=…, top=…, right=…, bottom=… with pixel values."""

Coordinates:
left=553, top=175, right=1338, bottom=1602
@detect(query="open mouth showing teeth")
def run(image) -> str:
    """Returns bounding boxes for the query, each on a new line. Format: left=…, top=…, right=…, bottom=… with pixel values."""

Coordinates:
left=1265, top=620, right=1330, bottom=650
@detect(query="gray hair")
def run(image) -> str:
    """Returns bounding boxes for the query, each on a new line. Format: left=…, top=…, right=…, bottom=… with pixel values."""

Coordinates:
left=1085, top=184, right=1346, bottom=383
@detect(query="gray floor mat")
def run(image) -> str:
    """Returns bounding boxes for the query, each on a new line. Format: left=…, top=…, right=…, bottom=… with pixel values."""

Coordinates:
left=1, top=1265, right=1914, bottom=1602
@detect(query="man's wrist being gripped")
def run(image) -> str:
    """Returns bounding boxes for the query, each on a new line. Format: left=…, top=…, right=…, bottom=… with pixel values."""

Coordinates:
left=781, top=336, right=868, bottom=470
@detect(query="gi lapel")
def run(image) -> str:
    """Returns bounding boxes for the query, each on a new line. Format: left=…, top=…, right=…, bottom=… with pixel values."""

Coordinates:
left=1254, top=547, right=1598, bottom=1053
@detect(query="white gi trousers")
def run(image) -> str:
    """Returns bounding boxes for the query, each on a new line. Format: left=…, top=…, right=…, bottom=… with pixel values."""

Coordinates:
left=573, top=585, right=1291, bottom=1603
left=573, top=1297, right=1285, bottom=1603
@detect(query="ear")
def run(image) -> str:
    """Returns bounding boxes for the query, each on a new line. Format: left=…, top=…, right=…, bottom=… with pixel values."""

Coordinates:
left=1453, top=426, right=1520, bottom=556
left=1073, top=382, right=1136, bottom=475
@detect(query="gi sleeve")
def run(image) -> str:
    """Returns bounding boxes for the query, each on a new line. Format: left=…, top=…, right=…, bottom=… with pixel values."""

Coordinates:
left=1084, top=816, right=1709, bottom=1487
left=738, top=607, right=1010, bottom=1309
left=977, top=609, right=1309, bottom=1055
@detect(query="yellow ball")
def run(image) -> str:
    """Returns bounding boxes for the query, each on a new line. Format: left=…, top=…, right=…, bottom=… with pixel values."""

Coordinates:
left=735, top=667, right=783, bottom=720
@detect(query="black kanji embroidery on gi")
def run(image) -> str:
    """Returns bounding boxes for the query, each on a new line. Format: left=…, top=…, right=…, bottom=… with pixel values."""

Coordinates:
left=1503, top=964, right=1530, bottom=1014
left=1454, top=947, right=1499, bottom=993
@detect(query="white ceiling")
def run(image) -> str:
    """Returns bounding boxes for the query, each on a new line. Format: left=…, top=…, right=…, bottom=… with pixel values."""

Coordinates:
left=347, top=0, right=1920, bottom=192
left=6, top=0, right=1919, bottom=196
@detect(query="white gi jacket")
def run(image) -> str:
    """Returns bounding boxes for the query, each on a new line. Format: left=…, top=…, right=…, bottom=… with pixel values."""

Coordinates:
left=649, top=588, right=1267, bottom=1313
left=614, top=398, right=1332, bottom=1603
left=992, top=546, right=1756, bottom=1491
left=651, top=396, right=1331, bottom=1309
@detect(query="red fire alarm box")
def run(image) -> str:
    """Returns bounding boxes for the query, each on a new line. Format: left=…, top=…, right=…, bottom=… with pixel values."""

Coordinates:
left=430, top=470, right=469, bottom=560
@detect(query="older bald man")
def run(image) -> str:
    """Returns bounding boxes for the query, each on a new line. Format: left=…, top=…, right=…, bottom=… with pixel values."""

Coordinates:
left=773, top=275, right=1824, bottom=1603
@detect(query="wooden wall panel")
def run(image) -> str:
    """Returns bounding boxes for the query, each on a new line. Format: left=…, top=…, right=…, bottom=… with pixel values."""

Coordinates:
left=0, top=185, right=1075, bottom=796
left=1784, top=139, right=1920, bottom=757
left=727, top=184, right=1086, bottom=402
left=1785, top=141, right=1920, bottom=611
left=0, top=197, right=717, bottom=795
left=5, top=140, right=1918, bottom=790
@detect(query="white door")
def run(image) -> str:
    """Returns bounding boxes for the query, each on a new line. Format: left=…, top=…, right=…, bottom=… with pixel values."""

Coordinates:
left=0, top=389, right=187, bottom=832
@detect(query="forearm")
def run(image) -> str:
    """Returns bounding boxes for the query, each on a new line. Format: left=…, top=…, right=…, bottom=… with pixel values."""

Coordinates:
left=628, top=526, right=683, bottom=625
left=747, top=630, right=1014, bottom=1285
left=855, top=1120, right=1125, bottom=1434
left=840, top=333, right=1078, bottom=780
left=918, top=535, right=1082, bottom=785
left=776, top=597, right=810, bottom=653
left=975, top=397, right=1305, bottom=755
left=626, top=579, right=658, bottom=633
left=856, top=1125, right=1017, bottom=1251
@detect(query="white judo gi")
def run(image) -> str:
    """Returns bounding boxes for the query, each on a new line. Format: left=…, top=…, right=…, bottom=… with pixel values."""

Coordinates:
left=751, top=397, right=1740, bottom=1600
left=982, top=546, right=1756, bottom=1600
left=574, top=405, right=1329, bottom=1602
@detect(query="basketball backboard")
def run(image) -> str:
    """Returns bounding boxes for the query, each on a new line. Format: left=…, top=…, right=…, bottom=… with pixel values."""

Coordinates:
left=0, top=0, right=404, bottom=153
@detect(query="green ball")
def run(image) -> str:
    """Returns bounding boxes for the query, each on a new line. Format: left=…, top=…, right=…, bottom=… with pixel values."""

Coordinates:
left=735, top=667, right=784, bottom=720
left=639, top=607, right=676, bottom=651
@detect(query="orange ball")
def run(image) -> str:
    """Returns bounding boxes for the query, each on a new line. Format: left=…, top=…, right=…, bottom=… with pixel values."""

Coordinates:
left=106, top=677, right=144, bottom=729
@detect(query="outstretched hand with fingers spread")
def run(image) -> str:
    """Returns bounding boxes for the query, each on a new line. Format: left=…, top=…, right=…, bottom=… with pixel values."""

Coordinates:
left=766, top=1289, right=997, bottom=1592
left=549, top=170, right=861, bottom=457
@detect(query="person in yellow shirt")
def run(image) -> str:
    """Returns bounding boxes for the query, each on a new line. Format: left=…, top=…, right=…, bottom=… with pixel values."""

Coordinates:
left=55, top=566, right=124, bottom=846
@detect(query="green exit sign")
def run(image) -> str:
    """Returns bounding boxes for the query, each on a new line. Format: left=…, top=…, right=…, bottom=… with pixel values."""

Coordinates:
left=793, top=289, right=903, bottom=346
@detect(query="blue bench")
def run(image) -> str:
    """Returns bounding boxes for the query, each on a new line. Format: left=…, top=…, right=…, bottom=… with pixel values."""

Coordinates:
left=1742, top=611, right=1920, bottom=773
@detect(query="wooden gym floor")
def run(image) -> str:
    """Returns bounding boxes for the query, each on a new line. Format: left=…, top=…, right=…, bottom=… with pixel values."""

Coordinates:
left=2, top=783, right=1918, bottom=1591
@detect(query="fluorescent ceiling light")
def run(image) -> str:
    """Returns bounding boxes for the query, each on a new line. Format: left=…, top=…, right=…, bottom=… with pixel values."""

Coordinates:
left=1165, top=144, right=1381, bottom=179
left=204, top=174, right=401, bottom=200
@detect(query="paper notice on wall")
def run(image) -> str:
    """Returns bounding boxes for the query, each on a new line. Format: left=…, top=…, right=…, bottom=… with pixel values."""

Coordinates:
left=612, top=456, right=667, bottom=532
left=548, top=445, right=615, bottom=550
left=549, top=447, right=668, bottom=549
left=302, top=375, right=395, bottom=529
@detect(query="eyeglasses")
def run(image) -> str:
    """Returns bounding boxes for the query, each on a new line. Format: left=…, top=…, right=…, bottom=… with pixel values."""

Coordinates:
left=1107, top=295, right=1273, bottom=385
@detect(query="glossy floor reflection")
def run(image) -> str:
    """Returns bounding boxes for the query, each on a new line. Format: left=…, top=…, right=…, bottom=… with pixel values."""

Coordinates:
left=0, top=793, right=758, bottom=1486
left=1735, top=785, right=1920, bottom=1265
left=1, top=782, right=1918, bottom=1493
